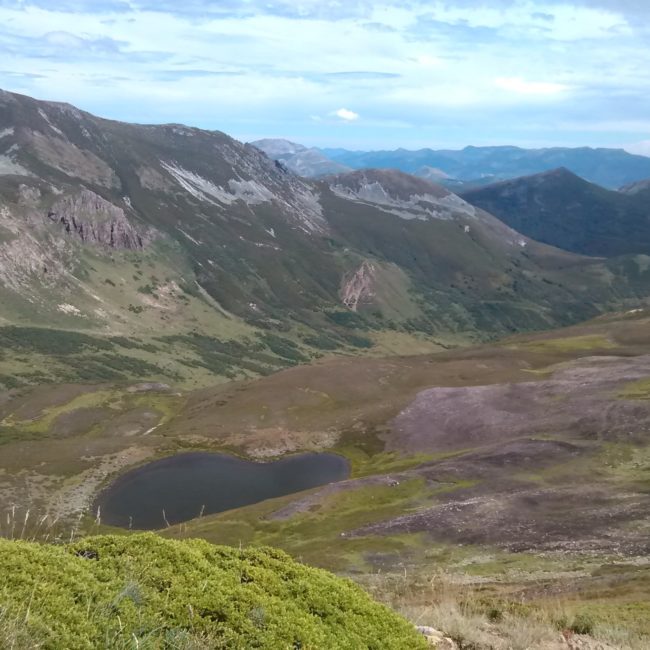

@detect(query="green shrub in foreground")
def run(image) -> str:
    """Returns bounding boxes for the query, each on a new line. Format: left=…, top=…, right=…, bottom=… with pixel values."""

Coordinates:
left=0, top=534, right=426, bottom=650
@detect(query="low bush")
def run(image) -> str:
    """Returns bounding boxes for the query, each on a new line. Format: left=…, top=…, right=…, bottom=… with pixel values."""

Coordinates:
left=0, top=534, right=426, bottom=649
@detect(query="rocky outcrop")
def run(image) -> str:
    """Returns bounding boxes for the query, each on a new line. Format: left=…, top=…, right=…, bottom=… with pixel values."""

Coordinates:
left=47, top=190, right=149, bottom=250
left=416, top=626, right=458, bottom=648
left=341, top=260, right=376, bottom=311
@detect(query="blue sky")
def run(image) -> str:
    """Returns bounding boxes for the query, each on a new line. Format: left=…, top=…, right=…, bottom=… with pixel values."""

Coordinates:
left=1, top=0, right=650, bottom=153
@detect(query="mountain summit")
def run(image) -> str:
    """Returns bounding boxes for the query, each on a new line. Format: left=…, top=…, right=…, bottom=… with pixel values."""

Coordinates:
left=252, top=138, right=350, bottom=177
left=461, top=168, right=650, bottom=257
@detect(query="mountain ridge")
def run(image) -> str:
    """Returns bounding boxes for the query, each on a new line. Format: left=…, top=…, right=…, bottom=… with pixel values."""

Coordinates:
left=2, top=88, right=650, bottom=388
left=322, top=144, right=650, bottom=188
left=460, top=167, right=650, bottom=257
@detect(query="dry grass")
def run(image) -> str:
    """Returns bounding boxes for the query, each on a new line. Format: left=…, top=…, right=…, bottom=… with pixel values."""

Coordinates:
left=358, top=569, right=649, bottom=650
left=0, top=504, right=90, bottom=545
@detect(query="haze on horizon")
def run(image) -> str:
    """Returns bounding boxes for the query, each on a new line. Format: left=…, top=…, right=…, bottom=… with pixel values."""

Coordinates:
left=0, top=0, right=649, bottom=154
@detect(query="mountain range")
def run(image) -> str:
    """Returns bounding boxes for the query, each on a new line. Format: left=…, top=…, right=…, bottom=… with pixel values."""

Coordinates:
left=254, top=138, right=650, bottom=189
left=2, top=88, right=650, bottom=388
left=323, top=144, right=650, bottom=189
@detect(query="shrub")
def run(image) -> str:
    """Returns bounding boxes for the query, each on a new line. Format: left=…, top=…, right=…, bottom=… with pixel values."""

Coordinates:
left=258, top=334, right=308, bottom=362
left=571, top=613, right=595, bottom=635
left=0, top=327, right=113, bottom=355
left=0, top=534, right=426, bottom=650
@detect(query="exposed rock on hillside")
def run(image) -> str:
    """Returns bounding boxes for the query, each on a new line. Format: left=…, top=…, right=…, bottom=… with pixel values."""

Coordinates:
left=327, top=168, right=478, bottom=220
left=341, top=260, right=376, bottom=310
left=47, top=190, right=149, bottom=250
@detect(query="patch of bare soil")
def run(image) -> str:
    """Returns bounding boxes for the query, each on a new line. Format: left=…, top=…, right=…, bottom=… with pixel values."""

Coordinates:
left=226, top=427, right=341, bottom=458
left=348, top=483, right=650, bottom=555
left=387, top=355, right=650, bottom=454
left=49, top=446, right=153, bottom=519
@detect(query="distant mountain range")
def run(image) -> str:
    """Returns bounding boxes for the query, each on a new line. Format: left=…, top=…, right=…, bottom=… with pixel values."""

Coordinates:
left=460, top=168, right=650, bottom=257
left=323, top=145, right=650, bottom=189
left=2, top=89, right=650, bottom=387
left=254, top=139, right=650, bottom=189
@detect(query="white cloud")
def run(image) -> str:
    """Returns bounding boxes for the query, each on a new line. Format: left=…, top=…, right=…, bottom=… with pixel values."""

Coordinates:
left=0, top=1, right=647, bottom=149
left=333, top=108, right=359, bottom=121
left=415, top=54, right=441, bottom=67
left=422, top=3, right=629, bottom=42
left=495, top=77, right=569, bottom=95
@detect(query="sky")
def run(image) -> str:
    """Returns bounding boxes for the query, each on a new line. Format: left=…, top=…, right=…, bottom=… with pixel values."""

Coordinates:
left=1, top=0, right=650, bottom=153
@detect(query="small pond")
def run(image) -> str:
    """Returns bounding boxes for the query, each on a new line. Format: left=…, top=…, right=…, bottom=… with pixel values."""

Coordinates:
left=95, top=452, right=350, bottom=530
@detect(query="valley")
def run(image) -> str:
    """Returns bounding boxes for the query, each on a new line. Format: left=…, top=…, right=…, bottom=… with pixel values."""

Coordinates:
left=3, top=90, right=650, bottom=394
left=2, top=88, right=650, bottom=648
left=2, top=308, right=650, bottom=645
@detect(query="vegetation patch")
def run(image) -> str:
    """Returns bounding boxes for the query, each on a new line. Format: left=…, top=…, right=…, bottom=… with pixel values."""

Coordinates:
left=0, top=326, right=113, bottom=356
left=175, top=478, right=436, bottom=571
left=0, top=534, right=425, bottom=649
left=619, top=377, right=650, bottom=399
left=511, top=334, right=617, bottom=354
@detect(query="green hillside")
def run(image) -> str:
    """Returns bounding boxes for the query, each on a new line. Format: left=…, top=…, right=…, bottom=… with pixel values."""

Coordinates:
left=461, top=168, right=650, bottom=257
left=3, top=91, right=650, bottom=388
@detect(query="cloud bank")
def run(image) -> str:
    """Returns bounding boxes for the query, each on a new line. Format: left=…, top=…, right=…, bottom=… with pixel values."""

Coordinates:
left=0, top=0, right=647, bottom=151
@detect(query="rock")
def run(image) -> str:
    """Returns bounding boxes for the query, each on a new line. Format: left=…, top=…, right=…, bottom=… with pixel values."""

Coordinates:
left=565, top=635, right=619, bottom=650
left=341, top=260, right=376, bottom=311
left=47, top=189, right=151, bottom=250
left=127, top=382, right=171, bottom=393
left=415, top=626, right=458, bottom=649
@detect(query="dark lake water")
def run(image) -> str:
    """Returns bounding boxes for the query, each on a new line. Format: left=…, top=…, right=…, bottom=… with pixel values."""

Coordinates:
left=95, top=452, right=350, bottom=530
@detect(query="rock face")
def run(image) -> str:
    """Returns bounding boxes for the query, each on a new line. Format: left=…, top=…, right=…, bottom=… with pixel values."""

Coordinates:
left=415, top=626, right=458, bottom=648
left=47, top=190, right=149, bottom=250
left=341, top=260, right=376, bottom=311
